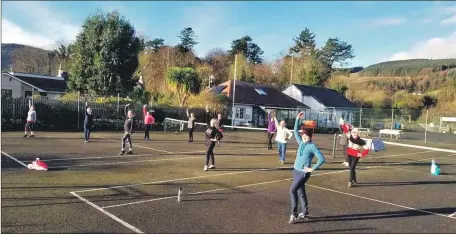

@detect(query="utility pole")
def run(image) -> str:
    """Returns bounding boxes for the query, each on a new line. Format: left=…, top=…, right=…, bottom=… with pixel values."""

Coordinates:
left=231, top=54, right=238, bottom=126
left=290, top=53, right=294, bottom=85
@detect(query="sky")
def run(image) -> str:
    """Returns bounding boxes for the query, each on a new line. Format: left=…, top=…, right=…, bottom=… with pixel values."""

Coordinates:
left=2, top=1, right=456, bottom=67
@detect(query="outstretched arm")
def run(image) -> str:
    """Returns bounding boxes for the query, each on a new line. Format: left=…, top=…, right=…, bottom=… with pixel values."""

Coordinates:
left=294, top=113, right=304, bottom=145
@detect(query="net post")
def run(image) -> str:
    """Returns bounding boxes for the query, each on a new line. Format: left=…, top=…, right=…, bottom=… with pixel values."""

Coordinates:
left=117, top=93, right=120, bottom=131
left=391, top=108, right=394, bottom=139
left=359, top=108, right=362, bottom=128
left=332, top=133, right=337, bottom=159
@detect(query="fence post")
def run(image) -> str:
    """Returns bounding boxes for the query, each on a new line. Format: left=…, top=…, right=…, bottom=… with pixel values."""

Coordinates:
left=359, top=108, right=362, bottom=127
left=425, top=109, right=428, bottom=143
left=391, top=108, right=394, bottom=139
left=77, top=91, right=80, bottom=130
left=12, top=100, right=15, bottom=123
left=117, top=93, right=120, bottom=131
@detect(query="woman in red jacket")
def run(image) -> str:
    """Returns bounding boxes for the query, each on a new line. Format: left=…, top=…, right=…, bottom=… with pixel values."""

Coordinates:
left=346, top=128, right=369, bottom=187
left=143, top=105, right=155, bottom=140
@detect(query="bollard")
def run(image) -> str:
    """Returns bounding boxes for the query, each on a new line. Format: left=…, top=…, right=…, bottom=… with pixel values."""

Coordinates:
left=177, top=188, right=182, bottom=202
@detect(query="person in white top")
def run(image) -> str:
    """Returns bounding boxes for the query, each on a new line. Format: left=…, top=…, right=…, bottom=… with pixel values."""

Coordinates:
left=24, top=105, right=36, bottom=138
left=274, top=117, right=293, bottom=164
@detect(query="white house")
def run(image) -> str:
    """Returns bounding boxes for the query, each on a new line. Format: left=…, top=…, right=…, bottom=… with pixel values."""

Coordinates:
left=282, top=84, right=357, bottom=131
left=1, top=67, right=67, bottom=100
left=209, top=80, right=309, bottom=127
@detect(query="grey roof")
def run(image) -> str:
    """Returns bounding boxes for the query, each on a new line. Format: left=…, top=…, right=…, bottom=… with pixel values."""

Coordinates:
left=5, top=72, right=67, bottom=93
left=290, top=84, right=356, bottom=108
left=211, top=80, right=309, bottom=109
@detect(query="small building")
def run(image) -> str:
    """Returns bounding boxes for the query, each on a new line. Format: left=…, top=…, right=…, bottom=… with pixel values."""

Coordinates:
left=282, top=84, right=357, bottom=131
left=210, top=80, right=309, bottom=127
left=1, top=66, right=68, bottom=100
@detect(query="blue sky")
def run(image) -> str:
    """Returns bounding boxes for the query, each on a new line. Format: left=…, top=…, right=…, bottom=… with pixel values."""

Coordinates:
left=2, top=1, right=456, bottom=67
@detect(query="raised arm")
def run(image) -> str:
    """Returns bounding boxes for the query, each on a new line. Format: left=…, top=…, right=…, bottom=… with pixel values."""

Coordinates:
left=143, top=105, right=147, bottom=116
left=273, top=117, right=280, bottom=129
left=125, top=104, right=130, bottom=118
left=294, top=116, right=303, bottom=145
left=186, top=108, right=190, bottom=118
left=311, top=144, right=326, bottom=171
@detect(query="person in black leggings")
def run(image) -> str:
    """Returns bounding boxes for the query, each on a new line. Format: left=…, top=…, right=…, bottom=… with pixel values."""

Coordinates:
left=346, top=128, right=369, bottom=187
left=186, top=108, right=196, bottom=143
left=204, top=118, right=223, bottom=171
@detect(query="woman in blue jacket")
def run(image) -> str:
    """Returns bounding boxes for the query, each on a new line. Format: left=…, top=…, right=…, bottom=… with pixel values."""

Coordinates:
left=289, top=112, right=326, bottom=224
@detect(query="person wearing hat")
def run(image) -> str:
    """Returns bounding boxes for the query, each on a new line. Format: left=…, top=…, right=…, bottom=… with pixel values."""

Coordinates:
left=288, top=112, right=326, bottom=224
left=346, top=128, right=369, bottom=187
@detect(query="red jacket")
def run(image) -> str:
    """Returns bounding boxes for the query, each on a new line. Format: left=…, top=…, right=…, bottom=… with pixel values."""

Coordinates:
left=346, top=147, right=369, bottom=158
left=341, top=123, right=351, bottom=133
left=143, top=107, right=155, bottom=125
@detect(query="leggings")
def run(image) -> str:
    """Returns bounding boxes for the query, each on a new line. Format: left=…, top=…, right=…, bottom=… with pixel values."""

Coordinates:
left=121, top=133, right=132, bottom=150
left=84, top=124, right=91, bottom=141
left=188, top=128, right=194, bottom=142
left=348, top=156, right=360, bottom=183
left=205, top=142, right=216, bottom=166
left=25, top=122, right=34, bottom=132
left=267, top=133, right=274, bottom=149
left=144, top=124, right=151, bottom=139
left=290, top=169, right=311, bottom=216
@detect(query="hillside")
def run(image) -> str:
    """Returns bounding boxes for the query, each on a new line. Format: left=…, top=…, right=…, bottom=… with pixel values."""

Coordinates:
left=1, top=43, right=56, bottom=75
left=357, top=59, right=456, bottom=78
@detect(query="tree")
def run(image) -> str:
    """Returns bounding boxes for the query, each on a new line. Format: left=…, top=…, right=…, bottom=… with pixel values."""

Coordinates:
left=68, top=10, right=142, bottom=95
left=177, top=27, right=198, bottom=53
left=11, top=46, right=58, bottom=75
left=196, top=63, right=214, bottom=88
left=166, top=67, right=201, bottom=107
left=228, top=36, right=264, bottom=64
left=317, top=37, right=355, bottom=68
left=204, top=48, right=230, bottom=84
left=145, top=38, right=165, bottom=52
left=289, top=28, right=316, bottom=56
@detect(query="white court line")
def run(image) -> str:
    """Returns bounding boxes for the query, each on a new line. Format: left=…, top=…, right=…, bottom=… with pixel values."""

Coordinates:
left=1, top=151, right=28, bottom=168
left=368, top=150, right=434, bottom=159
left=96, top=136, right=173, bottom=154
left=26, top=153, right=159, bottom=162
left=74, top=168, right=288, bottom=193
left=49, top=156, right=203, bottom=169
left=449, top=212, right=456, bottom=217
left=101, top=170, right=348, bottom=209
left=73, top=151, right=453, bottom=193
left=384, top=141, right=456, bottom=154
left=70, top=192, right=144, bottom=233
left=306, top=184, right=456, bottom=220
left=99, top=154, right=455, bottom=209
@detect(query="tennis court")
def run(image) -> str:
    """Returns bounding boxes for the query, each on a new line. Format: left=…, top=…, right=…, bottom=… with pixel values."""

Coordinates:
left=2, top=125, right=456, bottom=233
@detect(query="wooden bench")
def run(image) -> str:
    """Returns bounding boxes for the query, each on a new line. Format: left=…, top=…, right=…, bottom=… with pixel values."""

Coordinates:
left=379, top=129, right=403, bottom=139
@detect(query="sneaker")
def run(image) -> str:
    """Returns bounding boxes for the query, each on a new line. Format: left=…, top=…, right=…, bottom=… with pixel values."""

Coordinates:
left=119, top=150, right=125, bottom=155
left=352, top=181, right=357, bottom=186
left=288, top=214, right=297, bottom=224
left=29, top=135, right=35, bottom=138
left=298, top=213, right=309, bottom=221
left=281, top=161, right=285, bottom=165
left=348, top=182, right=352, bottom=187
left=85, top=141, right=88, bottom=143
left=126, top=150, right=133, bottom=155
left=23, top=134, right=28, bottom=138
left=208, top=165, right=215, bottom=169
left=343, top=162, right=349, bottom=167
left=203, top=165, right=208, bottom=171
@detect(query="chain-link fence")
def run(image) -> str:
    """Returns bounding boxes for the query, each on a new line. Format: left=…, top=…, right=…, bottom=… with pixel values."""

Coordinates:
left=1, top=96, right=207, bottom=132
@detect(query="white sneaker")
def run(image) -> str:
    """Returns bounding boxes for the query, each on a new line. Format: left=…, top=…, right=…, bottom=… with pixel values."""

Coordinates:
left=288, top=214, right=297, bottom=224
left=203, top=165, right=208, bottom=171
left=343, top=162, right=349, bottom=167
left=298, top=213, right=309, bottom=220
left=208, top=165, right=215, bottom=169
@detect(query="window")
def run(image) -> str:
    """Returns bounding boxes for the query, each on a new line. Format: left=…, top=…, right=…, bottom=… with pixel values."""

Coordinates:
left=1, top=89, right=12, bottom=99
left=25, top=91, right=32, bottom=97
left=40, top=92, right=47, bottom=97
left=235, top=108, right=245, bottom=119
left=254, top=88, right=267, bottom=95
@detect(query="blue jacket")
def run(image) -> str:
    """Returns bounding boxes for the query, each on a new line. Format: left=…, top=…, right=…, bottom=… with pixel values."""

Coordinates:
left=293, top=118, right=326, bottom=171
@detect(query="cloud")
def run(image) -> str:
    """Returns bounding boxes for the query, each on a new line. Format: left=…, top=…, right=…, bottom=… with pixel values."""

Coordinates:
left=440, top=5, right=456, bottom=25
left=2, top=2, right=80, bottom=49
left=386, top=31, right=456, bottom=61
left=2, top=19, right=55, bottom=49
left=366, top=18, right=406, bottom=27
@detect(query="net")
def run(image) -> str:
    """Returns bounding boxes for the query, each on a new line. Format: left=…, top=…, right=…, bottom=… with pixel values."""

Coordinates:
left=163, top=117, right=268, bottom=143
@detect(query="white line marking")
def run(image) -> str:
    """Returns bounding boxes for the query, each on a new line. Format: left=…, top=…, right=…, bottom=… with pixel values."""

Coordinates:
left=26, top=153, right=159, bottom=162
left=306, top=184, right=456, bottom=220
left=99, top=154, right=455, bottom=208
left=383, top=141, right=456, bottom=154
left=49, top=156, right=203, bottom=169
left=368, top=150, right=434, bottom=159
left=74, top=168, right=286, bottom=193
left=101, top=170, right=347, bottom=209
left=96, top=136, right=173, bottom=154
left=70, top=192, right=144, bottom=233
left=1, top=151, right=28, bottom=168
left=449, top=212, right=456, bottom=217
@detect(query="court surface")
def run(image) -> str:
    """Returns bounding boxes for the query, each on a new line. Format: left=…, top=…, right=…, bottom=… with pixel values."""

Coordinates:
left=2, top=130, right=455, bottom=233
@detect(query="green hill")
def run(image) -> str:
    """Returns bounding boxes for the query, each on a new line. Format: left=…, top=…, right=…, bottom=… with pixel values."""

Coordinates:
left=357, top=59, right=456, bottom=78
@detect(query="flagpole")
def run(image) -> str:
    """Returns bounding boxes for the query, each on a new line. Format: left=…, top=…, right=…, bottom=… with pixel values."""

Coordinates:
left=231, top=54, right=238, bottom=126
